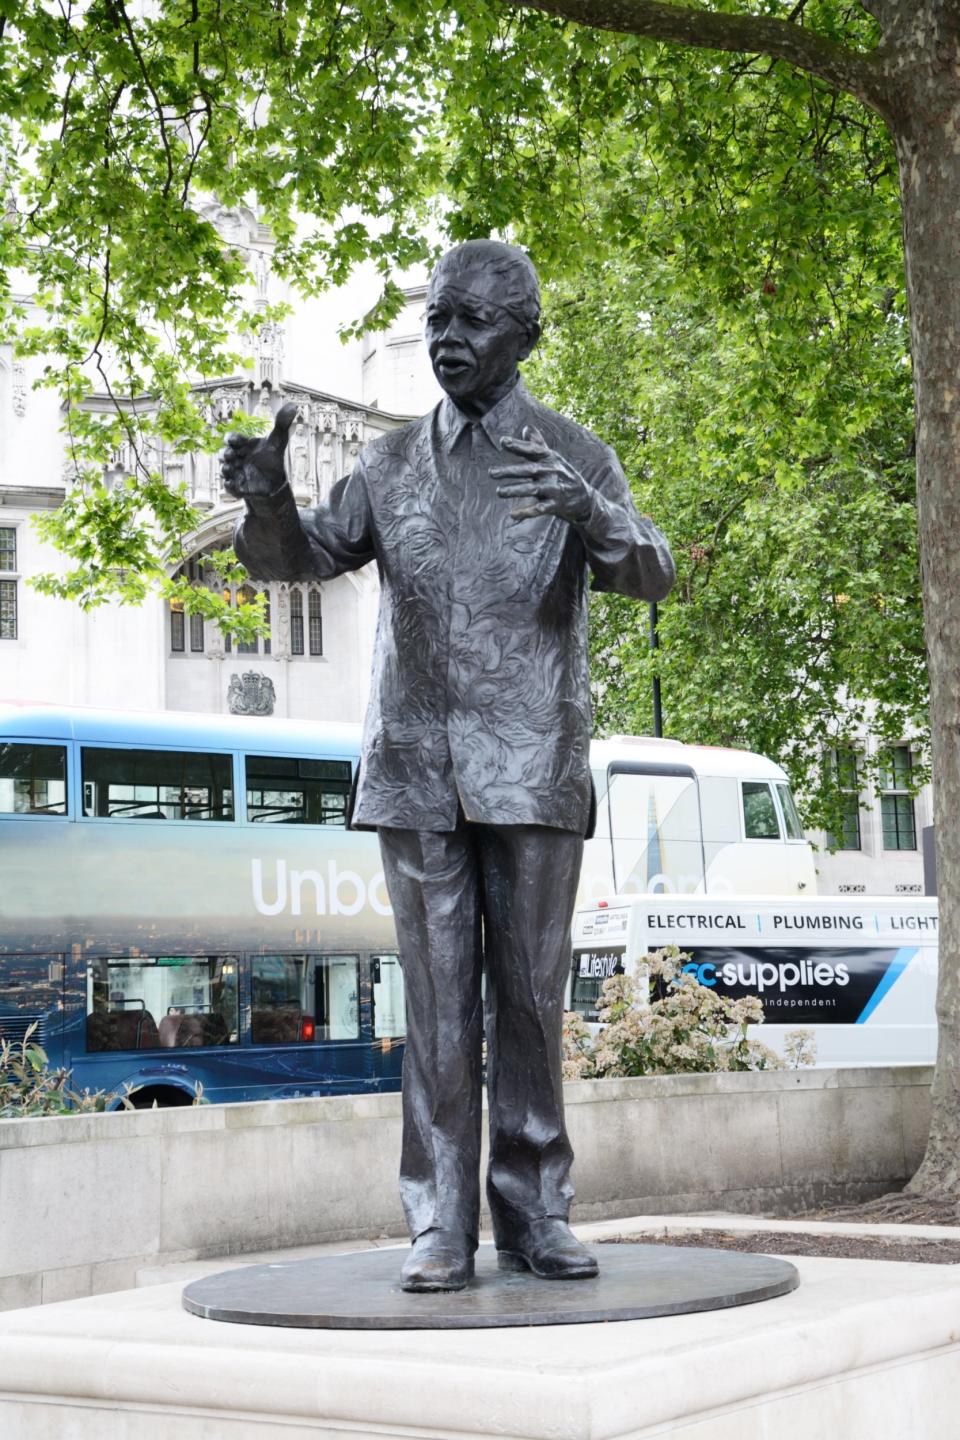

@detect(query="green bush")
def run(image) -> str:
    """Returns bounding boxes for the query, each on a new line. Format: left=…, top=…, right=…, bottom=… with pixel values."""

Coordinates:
left=0, top=1024, right=129, bottom=1117
left=563, top=947, right=816, bottom=1079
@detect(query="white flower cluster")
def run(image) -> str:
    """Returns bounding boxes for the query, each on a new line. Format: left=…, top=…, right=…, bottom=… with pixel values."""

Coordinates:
left=562, top=947, right=816, bottom=1079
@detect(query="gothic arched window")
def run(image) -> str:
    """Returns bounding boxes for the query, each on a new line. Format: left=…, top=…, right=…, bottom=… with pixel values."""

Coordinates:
left=169, top=549, right=272, bottom=658
left=308, top=588, right=323, bottom=656
left=237, top=585, right=258, bottom=655
left=169, top=550, right=327, bottom=661
left=169, top=555, right=210, bottom=655
left=224, top=580, right=271, bottom=657
left=290, top=588, right=303, bottom=655
left=289, top=584, right=322, bottom=658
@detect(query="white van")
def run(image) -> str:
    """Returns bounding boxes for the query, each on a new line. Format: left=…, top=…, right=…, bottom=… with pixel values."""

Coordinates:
left=571, top=893, right=938, bottom=1066
left=580, top=737, right=817, bottom=902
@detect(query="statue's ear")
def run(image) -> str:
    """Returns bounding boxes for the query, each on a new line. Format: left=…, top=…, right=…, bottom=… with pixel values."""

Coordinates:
left=518, top=320, right=541, bottom=362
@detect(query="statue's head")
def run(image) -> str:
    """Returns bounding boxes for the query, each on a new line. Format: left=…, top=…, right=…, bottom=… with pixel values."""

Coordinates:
left=425, top=240, right=541, bottom=410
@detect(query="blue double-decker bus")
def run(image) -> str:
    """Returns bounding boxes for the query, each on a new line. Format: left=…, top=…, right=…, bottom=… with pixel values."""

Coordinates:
left=0, top=703, right=404, bottom=1106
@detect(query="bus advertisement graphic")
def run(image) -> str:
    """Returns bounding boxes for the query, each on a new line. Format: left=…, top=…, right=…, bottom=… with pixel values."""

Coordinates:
left=573, top=948, right=626, bottom=1022
left=681, top=946, right=919, bottom=1025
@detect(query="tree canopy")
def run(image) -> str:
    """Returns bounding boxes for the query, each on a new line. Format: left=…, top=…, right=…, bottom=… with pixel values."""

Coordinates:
left=0, top=3, right=888, bottom=623
left=523, top=62, right=925, bottom=831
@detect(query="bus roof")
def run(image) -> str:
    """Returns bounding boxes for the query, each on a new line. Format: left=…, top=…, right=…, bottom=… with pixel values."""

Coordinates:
left=578, top=893, right=938, bottom=912
left=592, top=735, right=788, bottom=781
left=0, top=703, right=364, bottom=759
left=1, top=705, right=791, bottom=780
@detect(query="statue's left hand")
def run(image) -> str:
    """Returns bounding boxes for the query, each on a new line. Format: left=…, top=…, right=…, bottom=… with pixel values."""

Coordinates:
left=492, top=427, right=593, bottom=523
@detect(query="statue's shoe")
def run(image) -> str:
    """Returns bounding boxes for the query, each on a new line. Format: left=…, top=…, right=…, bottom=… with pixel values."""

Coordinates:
left=401, top=1230, right=476, bottom=1292
left=496, top=1218, right=599, bottom=1280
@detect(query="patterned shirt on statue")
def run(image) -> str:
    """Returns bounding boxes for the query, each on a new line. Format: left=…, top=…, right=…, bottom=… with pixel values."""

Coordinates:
left=235, top=380, right=675, bottom=835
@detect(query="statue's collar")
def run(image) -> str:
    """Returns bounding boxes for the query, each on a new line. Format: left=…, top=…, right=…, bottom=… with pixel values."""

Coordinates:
left=438, top=379, right=530, bottom=452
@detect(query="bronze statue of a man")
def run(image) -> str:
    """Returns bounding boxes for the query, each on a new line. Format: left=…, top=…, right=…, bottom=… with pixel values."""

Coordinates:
left=221, top=240, right=675, bottom=1292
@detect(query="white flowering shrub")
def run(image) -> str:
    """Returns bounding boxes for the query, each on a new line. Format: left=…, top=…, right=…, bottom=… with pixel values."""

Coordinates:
left=562, top=1012, right=596, bottom=1080
left=783, top=1028, right=818, bottom=1068
left=563, top=947, right=815, bottom=1079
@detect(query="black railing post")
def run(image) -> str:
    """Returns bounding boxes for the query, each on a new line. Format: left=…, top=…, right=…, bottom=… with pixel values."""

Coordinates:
left=649, top=601, right=663, bottom=738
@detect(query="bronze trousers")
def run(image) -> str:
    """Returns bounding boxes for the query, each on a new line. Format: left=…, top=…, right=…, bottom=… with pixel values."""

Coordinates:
left=377, top=818, right=583, bottom=1246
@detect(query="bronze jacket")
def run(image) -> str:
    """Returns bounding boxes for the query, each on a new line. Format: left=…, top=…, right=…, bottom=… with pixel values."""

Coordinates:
left=235, top=381, right=675, bottom=835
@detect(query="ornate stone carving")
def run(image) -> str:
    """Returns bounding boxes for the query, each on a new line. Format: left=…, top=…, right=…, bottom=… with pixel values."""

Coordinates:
left=273, top=583, right=291, bottom=657
left=253, top=250, right=271, bottom=304
left=164, top=457, right=186, bottom=493
left=198, top=200, right=256, bottom=245
left=283, top=390, right=311, bottom=417
left=208, top=387, right=242, bottom=424
left=254, top=320, right=285, bottom=388
left=11, top=360, right=26, bottom=417
left=254, top=381, right=274, bottom=421
left=290, top=421, right=312, bottom=502
left=227, top=670, right=276, bottom=716
left=318, top=428, right=335, bottom=497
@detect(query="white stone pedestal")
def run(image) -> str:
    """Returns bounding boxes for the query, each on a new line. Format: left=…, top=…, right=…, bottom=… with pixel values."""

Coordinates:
left=1, top=1255, right=959, bottom=1438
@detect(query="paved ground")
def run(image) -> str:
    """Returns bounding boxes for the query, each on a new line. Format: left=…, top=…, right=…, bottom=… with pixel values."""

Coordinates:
left=601, top=1228, right=960, bottom=1263
left=133, top=1211, right=960, bottom=1289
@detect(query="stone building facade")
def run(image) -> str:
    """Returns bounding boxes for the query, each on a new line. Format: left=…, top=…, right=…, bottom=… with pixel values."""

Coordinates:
left=808, top=737, right=932, bottom=897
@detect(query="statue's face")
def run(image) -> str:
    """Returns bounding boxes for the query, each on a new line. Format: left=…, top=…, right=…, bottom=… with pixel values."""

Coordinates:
left=425, top=269, right=537, bottom=408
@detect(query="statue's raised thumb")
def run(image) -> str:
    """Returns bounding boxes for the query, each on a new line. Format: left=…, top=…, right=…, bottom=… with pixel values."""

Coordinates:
left=266, top=402, right=298, bottom=453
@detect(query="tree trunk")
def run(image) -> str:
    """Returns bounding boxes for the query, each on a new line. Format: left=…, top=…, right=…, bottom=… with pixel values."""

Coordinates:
left=890, top=30, right=960, bottom=1195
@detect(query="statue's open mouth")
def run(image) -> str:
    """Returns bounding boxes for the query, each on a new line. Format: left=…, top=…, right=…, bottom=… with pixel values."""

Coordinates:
left=435, top=356, right=472, bottom=378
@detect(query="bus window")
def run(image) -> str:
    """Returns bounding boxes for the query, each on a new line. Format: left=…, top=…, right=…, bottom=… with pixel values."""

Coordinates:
left=251, top=955, right=312, bottom=1044
left=372, top=954, right=406, bottom=1038
left=86, top=956, right=238, bottom=1051
left=251, top=954, right=359, bottom=1044
left=245, top=755, right=352, bottom=825
left=607, top=765, right=704, bottom=893
left=776, top=783, right=806, bottom=841
left=741, top=782, right=781, bottom=840
left=0, top=742, right=67, bottom=815
left=317, top=954, right=360, bottom=1040
left=82, top=747, right=234, bottom=821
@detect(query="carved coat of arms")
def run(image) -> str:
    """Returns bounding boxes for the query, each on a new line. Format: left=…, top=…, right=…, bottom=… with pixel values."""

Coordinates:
left=227, top=671, right=276, bottom=716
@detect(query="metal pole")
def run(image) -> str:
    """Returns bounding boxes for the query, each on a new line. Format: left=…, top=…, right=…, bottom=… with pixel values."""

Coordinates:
left=649, top=601, right=663, bottom=738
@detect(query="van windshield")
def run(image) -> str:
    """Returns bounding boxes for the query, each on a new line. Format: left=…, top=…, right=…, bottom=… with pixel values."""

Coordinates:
left=776, top=783, right=805, bottom=841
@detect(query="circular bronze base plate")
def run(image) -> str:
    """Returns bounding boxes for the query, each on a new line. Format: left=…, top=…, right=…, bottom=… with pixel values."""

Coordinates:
left=182, top=1242, right=799, bottom=1330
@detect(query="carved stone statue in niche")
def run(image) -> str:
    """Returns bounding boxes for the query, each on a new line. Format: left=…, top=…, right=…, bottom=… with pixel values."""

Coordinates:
left=318, top=426, right=335, bottom=497
left=290, top=420, right=311, bottom=501
left=273, top=584, right=292, bottom=657
left=253, top=250, right=270, bottom=303
left=254, top=381, right=274, bottom=422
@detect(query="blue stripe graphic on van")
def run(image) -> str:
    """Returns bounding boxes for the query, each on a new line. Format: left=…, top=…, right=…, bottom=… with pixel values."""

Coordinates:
left=856, top=947, right=917, bottom=1024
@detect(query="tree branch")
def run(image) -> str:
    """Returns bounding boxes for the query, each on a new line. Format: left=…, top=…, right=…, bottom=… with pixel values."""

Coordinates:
left=505, top=1, right=891, bottom=116
left=857, top=0, right=895, bottom=29
left=106, top=0, right=176, bottom=199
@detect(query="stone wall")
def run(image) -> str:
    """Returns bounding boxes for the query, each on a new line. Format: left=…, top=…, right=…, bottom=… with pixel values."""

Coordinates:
left=0, top=1066, right=932, bottom=1310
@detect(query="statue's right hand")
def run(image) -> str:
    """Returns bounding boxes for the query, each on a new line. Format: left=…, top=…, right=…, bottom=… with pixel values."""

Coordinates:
left=221, top=402, right=297, bottom=500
